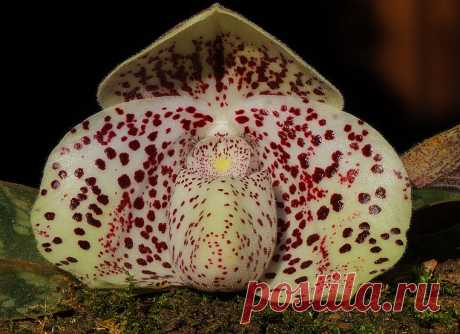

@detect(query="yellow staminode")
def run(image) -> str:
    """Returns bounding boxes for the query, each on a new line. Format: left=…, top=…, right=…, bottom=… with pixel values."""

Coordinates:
left=213, top=157, right=232, bottom=173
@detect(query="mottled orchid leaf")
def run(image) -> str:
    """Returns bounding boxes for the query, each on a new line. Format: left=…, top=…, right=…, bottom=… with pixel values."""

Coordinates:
left=0, top=181, right=73, bottom=319
left=412, top=187, right=460, bottom=211
left=97, top=4, right=343, bottom=110
left=402, top=124, right=460, bottom=188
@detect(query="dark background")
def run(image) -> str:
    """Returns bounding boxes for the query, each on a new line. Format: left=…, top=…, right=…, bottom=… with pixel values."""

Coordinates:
left=2, top=0, right=459, bottom=187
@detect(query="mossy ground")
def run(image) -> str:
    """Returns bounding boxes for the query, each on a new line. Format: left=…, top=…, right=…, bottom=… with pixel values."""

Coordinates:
left=2, top=258, right=459, bottom=334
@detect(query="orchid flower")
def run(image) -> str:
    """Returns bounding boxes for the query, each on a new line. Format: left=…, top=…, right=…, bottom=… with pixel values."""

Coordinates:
left=31, top=4, right=411, bottom=298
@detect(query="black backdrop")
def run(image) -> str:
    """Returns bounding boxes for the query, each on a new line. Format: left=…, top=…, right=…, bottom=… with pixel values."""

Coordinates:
left=2, top=1, right=458, bottom=187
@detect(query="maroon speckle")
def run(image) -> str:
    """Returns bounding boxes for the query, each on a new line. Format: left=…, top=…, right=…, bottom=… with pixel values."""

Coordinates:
left=295, top=276, right=308, bottom=284
left=235, top=115, right=249, bottom=124
left=97, top=195, right=109, bottom=205
left=52, top=237, right=62, bottom=244
left=371, top=164, right=384, bottom=174
left=339, top=244, right=351, bottom=253
left=129, top=140, right=140, bottom=151
left=375, top=258, right=389, bottom=264
left=297, top=153, right=309, bottom=169
left=119, top=153, right=130, bottom=166
left=391, top=228, right=401, bottom=235
left=358, top=193, right=371, bottom=204
left=95, top=159, right=106, bottom=170
left=118, top=174, right=131, bottom=189
left=307, top=234, right=320, bottom=246
left=300, top=260, right=313, bottom=269
left=371, top=246, right=382, bottom=253
left=105, top=147, right=117, bottom=159
left=324, top=130, right=335, bottom=140
left=134, top=170, right=145, bottom=183
left=342, top=228, right=353, bottom=238
left=356, top=230, right=370, bottom=243
left=361, top=144, right=372, bottom=157
left=74, top=228, right=85, bottom=235
left=283, top=267, right=296, bottom=274
left=44, top=212, right=55, bottom=221
left=78, top=240, right=90, bottom=250
left=316, top=206, right=329, bottom=220
left=133, top=197, right=145, bottom=210
left=359, top=222, right=370, bottom=230
left=312, top=167, right=325, bottom=183
left=369, top=205, right=381, bottom=215
left=330, top=193, right=343, bottom=212
left=375, top=187, right=386, bottom=199
left=311, top=135, right=322, bottom=146
left=124, top=237, right=133, bottom=249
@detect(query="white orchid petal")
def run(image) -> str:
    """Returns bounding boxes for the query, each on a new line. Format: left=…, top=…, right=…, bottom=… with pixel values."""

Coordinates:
left=227, top=95, right=411, bottom=294
left=97, top=4, right=343, bottom=111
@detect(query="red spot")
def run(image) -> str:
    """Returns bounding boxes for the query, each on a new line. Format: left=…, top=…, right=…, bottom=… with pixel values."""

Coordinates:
left=78, top=240, right=90, bottom=250
left=44, top=212, right=55, bottom=221
left=369, top=205, right=381, bottom=215
left=332, top=150, right=343, bottom=163
left=133, top=197, right=145, bottom=210
left=97, top=195, right=109, bottom=205
left=330, top=193, right=343, bottom=212
left=117, top=174, right=131, bottom=189
left=158, top=223, right=166, bottom=234
left=375, top=187, right=386, bottom=198
left=312, top=167, right=325, bottom=183
left=134, top=170, right=145, bottom=183
left=324, top=130, right=335, bottom=140
left=298, top=153, right=309, bottom=169
left=358, top=193, right=371, bottom=204
left=134, top=217, right=144, bottom=228
left=119, top=153, right=130, bottom=166
left=74, top=228, right=85, bottom=236
left=300, top=260, right=312, bottom=269
left=283, top=267, right=296, bottom=274
left=317, top=206, right=329, bottom=220
left=362, top=144, right=372, bottom=157
left=371, top=164, right=384, bottom=174
left=147, top=210, right=155, bottom=221
left=235, top=115, right=249, bottom=124
left=124, top=237, right=133, bottom=249
left=342, top=228, right=353, bottom=238
left=306, top=234, right=320, bottom=246
left=95, top=159, right=106, bottom=170
left=129, top=140, right=140, bottom=151
left=339, top=244, right=351, bottom=253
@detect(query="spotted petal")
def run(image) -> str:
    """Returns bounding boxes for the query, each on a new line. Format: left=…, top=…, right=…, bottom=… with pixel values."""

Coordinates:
left=226, top=95, right=412, bottom=296
left=31, top=98, right=214, bottom=288
left=97, top=4, right=343, bottom=111
left=169, top=169, right=276, bottom=291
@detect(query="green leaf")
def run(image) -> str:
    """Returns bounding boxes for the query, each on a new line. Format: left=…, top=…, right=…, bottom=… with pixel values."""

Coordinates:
left=412, top=187, right=460, bottom=211
left=0, top=181, right=75, bottom=320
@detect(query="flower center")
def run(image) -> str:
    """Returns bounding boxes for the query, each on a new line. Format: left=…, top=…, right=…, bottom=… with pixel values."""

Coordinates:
left=187, top=135, right=254, bottom=178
